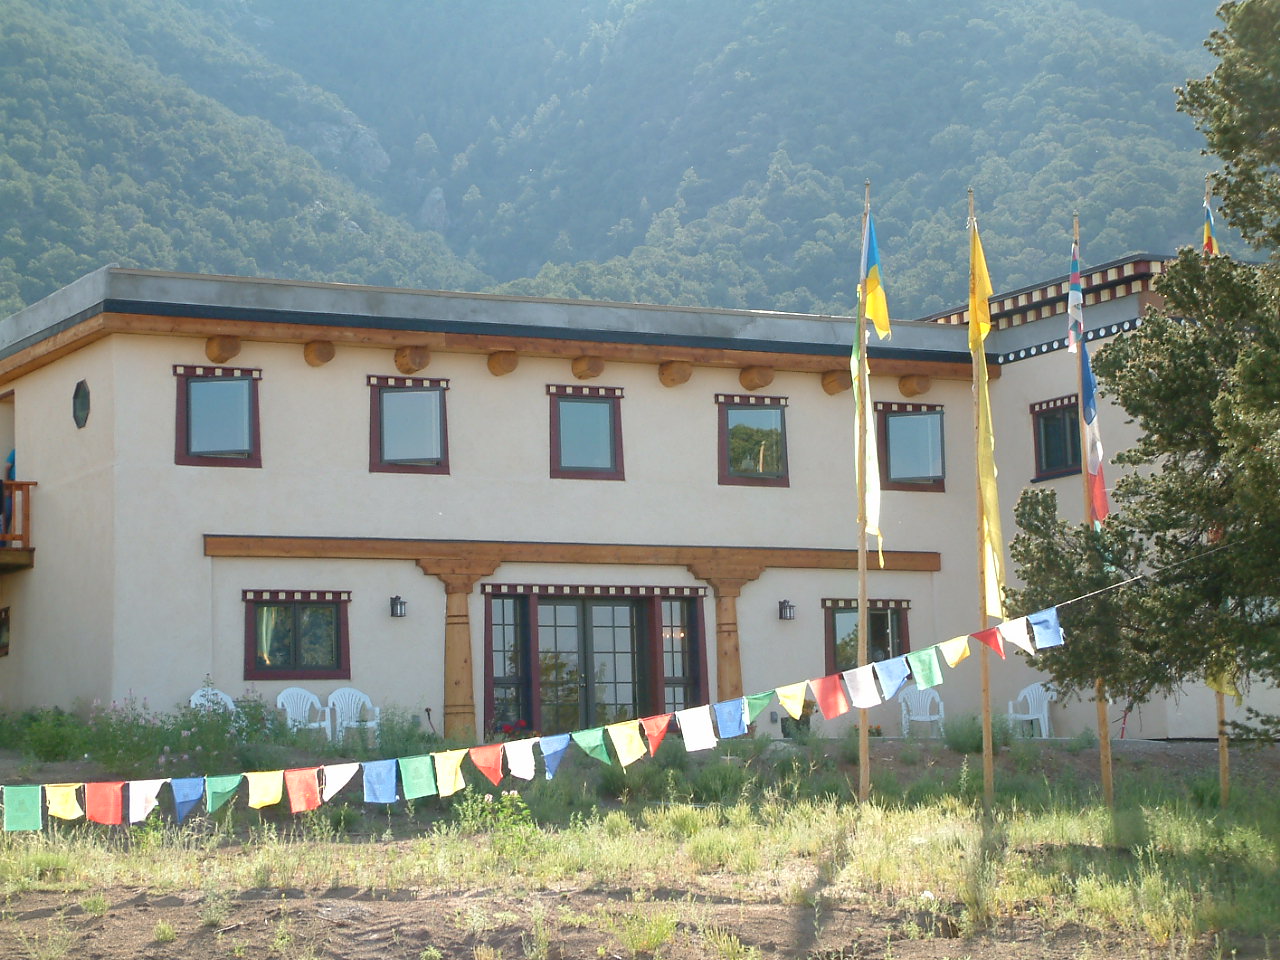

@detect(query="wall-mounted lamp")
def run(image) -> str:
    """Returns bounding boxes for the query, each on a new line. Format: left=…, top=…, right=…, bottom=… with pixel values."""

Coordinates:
left=778, top=599, right=796, bottom=621
left=389, top=595, right=407, bottom=618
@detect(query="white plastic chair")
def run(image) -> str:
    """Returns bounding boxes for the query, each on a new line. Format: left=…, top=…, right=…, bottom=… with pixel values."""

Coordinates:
left=327, top=687, right=381, bottom=744
left=900, top=687, right=945, bottom=737
left=276, top=686, right=331, bottom=740
left=190, top=687, right=236, bottom=712
left=1008, top=682, right=1054, bottom=738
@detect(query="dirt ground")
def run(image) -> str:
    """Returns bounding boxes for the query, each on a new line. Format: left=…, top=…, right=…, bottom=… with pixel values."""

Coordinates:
left=0, top=738, right=1276, bottom=960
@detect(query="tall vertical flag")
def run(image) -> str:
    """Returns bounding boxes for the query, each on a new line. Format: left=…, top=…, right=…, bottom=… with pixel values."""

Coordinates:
left=1203, top=196, right=1220, bottom=256
left=1080, top=340, right=1110, bottom=527
left=855, top=208, right=889, bottom=558
left=1066, top=240, right=1084, bottom=353
left=969, top=214, right=1005, bottom=620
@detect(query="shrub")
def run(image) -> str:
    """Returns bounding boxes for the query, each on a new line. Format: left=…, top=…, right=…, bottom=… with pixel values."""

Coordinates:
left=943, top=714, right=1012, bottom=754
left=22, top=708, right=85, bottom=762
left=690, top=760, right=748, bottom=803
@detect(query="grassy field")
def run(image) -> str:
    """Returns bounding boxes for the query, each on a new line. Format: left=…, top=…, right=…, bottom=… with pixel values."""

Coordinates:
left=0, top=701, right=1276, bottom=959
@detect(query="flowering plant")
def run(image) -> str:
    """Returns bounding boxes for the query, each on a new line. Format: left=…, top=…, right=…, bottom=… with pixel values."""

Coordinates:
left=492, top=718, right=532, bottom=741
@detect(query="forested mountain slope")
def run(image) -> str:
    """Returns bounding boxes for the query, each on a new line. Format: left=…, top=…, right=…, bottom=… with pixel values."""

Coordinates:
left=1, top=0, right=1224, bottom=319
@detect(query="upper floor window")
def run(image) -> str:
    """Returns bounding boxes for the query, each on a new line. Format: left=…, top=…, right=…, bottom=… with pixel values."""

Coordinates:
left=717, top=394, right=789, bottom=487
left=243, top=589, right=351, bottom=681
left=369, top=376, right=449, bottom=474
left=824, top=598, right=911, bottom=674
left=548, top=385, right=624, bottom=480
left=1031, top=395, right=1081, bottom=480
left=174, top=365, right=261, bottom=468
left=876, top=402, right=944, bottom=492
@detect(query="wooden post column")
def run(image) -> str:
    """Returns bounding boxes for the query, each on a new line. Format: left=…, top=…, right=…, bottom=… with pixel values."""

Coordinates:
left=687, top=561, right=765, bottom=701
left=417, top=558, right=500, bottom=741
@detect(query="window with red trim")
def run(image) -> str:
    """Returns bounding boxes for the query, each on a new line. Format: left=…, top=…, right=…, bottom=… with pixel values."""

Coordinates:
left=1031, top=395, right=1081, bottom=480
left=174, top=365, right=261, bottom=468
left=243, top=590, right=351, bottom=681
left=548, top=385, right=624, bottom=480
left=876, top=402, right=944, bottom=492
left=368, top=376, right=449, bottom=474
left=824, top=599, right=910, bottom=674
left=717, top=394, right=789, bottom=487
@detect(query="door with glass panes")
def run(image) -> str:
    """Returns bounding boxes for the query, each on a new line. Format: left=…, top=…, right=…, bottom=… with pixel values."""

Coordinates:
left=537, top=599, right=639, bottom=733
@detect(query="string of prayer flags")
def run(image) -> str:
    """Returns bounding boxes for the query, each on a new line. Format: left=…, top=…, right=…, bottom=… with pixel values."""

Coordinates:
left=284, top=768, right=321, bottom=814
left=45, top=783, right=84, bottom=821
left=470, top=743, right=505, bottom=786
left=398, top=755, right=438, bottom=799
left=128, top=778, right=167, bottom=823
left=362, top=759, right=398, bottom=804
left=810, top=675, right=850, bottom=719
left=504, top=737, right=539, bottom=780
left=971, top=626, right=1005, bottom=659
left=906, top=647, right=943, bottom=690
left=206, top=774, right=243, bottom=814
left=713, top=698, right=747, bottom=738
left=435, top=749, right=468, bottom=797
left=938, top=636, right=971, bottom=668
left=675, top=705, right=718, bottom=751
left=571, top=728, right=613, bottom=765
left=540, top=734, right=571, bottom=779
left=3, top=785, right=41, bottom=831
left=246, top=771, right=283, bottom=810
left=842, top=666, right=882, bottom=709
left=85, top=781, right=124, bottom=825
left=775, top=681, right=808, bottom=720
left=171, top=777, right=205, bottom=823
left=607, top=721, right=647, bottom=768
left=997, top=617, right=1035, bottom=655
left=640, top=714, right=672, bottom=756
left=321, top=763, right=359, bottom=803
left=1028, top=608, right=1064, bottom=650
left=745, top=691, right=774, bottom=724
left=873, top=657, right=910, bottom=699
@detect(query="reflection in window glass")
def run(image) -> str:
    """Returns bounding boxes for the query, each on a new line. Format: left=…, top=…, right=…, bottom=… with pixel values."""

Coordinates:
left=254, top=602, right=341, bottom=671
left=832, top=607, right=904, bottom=671
left=188, top=378, right=251, bottom=457
left=726, top=407, right=786, bottom=478
left=381, top=389, right=443, bottom=464
left=886, top=411, right=944, bottom=481
left=557, top=398, right=614, bottom=470
left=1035, top=405, right=1080, bottom=475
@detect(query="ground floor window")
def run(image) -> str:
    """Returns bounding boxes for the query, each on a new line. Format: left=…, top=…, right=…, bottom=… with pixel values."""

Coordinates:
left=823, top=598, right=910, bottom=674
left=483, top=585, right=707, bottom=735
left=243, top=590, right=351, bottom=681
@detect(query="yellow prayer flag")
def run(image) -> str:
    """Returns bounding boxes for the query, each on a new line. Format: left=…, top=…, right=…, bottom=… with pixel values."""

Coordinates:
left=937, top=636, right=972, bottom=668
left=607, top=721, right=648, bottom=768
left=775, top=681, right=809, bottom=719
left=434, top=748, right=468, bottom=798
left=45, top=783, right=83, bottom=821
left=969, top=215, right=1005, bottom=620
left=246, top=770, right=283, bottom=809
left=1206, top=666, right=1243, bottom=706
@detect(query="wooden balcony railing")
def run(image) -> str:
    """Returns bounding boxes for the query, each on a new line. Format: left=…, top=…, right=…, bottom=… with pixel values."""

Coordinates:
left=0, top=480, right=36, bottom=553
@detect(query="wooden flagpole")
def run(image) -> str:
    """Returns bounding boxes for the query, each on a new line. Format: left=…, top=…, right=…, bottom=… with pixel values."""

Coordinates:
left=1217, top=686, right=1230, bottom=806
left=1075, top=213, right=1114, bottom=808
left=856, top=180, right=872, bottom=802
left=970, top=189, right=995, bottom=809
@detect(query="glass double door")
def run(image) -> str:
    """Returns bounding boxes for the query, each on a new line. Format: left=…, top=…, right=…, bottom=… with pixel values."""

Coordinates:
left=537, top=599, right=639, bottom=734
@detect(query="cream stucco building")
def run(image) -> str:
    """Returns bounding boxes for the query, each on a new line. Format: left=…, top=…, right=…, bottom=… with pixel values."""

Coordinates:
left=0, top=259, right=1267, bottom=741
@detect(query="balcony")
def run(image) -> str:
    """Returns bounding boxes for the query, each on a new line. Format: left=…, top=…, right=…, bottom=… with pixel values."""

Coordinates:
left=0, top=481, right=36, bottom=572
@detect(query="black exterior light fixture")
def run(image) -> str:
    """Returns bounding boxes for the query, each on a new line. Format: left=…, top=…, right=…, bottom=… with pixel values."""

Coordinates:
left=778, top=599, right=796, bottom=621
left=389, top=595, right=407, bottom=618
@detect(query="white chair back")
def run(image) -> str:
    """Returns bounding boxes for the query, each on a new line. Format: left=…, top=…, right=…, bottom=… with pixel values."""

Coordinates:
left=1007, top=682, right=1053, bottom=737
left=276, top=686, right=331, bottom=739
left=899, top=686, right=945, bottom=737
left=190, top=687, right=236, bottom=712
left=328, top=687, right=381, bottom=744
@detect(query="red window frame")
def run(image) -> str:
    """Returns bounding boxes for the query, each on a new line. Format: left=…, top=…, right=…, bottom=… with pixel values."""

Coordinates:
left=1030, top=395, right=1082, bottom=481
left=174, top=365, right=262, bottom=468
left=368, top=375, right=450, bottom=474
left=716, top=394, right=790, bottom=487
left=243, top=589, right=351, bottom=682
left=876, top=401, right=944, bottom=492
left=823, top=598, right=911, bottom=674
left=547, top=385, right=625, bottom=481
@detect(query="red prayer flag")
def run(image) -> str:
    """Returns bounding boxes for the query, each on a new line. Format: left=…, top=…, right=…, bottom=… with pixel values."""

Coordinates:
left=640, top=714, right=673, bottom=756
left=971, top=626, right=1006, bottom=659
left=469, top=743, right=505, bottom=786
left=810, top=674, right=851, bottom=719
left=284, top=767, right=321, bottom=814
left=85, top=781, right=124, bottom=825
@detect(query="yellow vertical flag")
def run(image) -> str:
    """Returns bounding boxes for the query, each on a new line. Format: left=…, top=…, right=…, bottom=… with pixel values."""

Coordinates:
left=969, top=218, right=1005, bottom=620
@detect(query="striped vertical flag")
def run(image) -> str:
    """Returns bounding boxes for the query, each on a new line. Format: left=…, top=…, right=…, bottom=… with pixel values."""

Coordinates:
left=1080, top=340, right=1110, bottom=527
left=1202, top=199, right=1220, bottom=255
left=1066, top=241, right=1084, bottom=353
left=860, top=211, right=891, bottom=340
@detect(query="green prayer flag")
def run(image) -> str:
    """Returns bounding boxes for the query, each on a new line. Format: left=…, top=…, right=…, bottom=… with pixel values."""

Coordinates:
left=398, top=755, right=438, bottom=799
left=3, top=784, right=43, bottom=832
left=206, top=774, right=243, bottom=813
left=906, top=647, right=944, bottom=689
left=570, top=728, right=613, bottom=765
left=744, top=691, right=774, bottom=723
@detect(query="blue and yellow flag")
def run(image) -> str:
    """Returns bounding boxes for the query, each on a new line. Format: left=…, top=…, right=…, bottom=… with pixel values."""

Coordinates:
left=1202, top=199, right=1220, bottom=256
left=859, top=212, right=891, bottom=340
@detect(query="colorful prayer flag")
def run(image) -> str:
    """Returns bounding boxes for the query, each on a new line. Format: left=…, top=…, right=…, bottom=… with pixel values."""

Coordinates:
left=128, top=778, right=167, bottom=824
left=841, top=665, right=882, bottom=709
left=1080, top=341, right=1110, bottom=527
left=246, top=771, right=283, bottom=809
left=713, top=698, right=747, bottom=738
left=321, top=763, right=359, bottom=803
left=1066, top=240, right=1084, bottom=353
left=774, top=682, right=808, bottom=720
left=905, top=647, right=943, bottom=689
left=504, top=737, right=539, bottom=780
left=1028, top=607, right=1064, bottom=649
left=1206, top=665, right=1243, bottom=706
left=398, top=755, right=438, bottom=799
left=45, top=783, right=84, bottom=821
left=969, top=213, right=1006, bottom=620
left=206, top=774, right=243, bottom=814
left=539, top=734, right=572, bottom=779
left=361, top=759, right=398, bottom=804
left=571, top=728, right=613, bottom=765
left=744, top=692, right=774, bottom=723
left=85, top=782, right=124, bottom=825
left=873, top=656, right=910, bottom=699
left=809, top=674, right=851, bottom=719
left=1203, top=198, right=1220, bottom=255
left=860, top=209, right=892, bottom=340
left=606, top=721, right=647, bottom=768
left=971, top=625, right=1005, bottom=659
left=3, top=785, right=42, bottom=831
left=170, top=777, right=205, bottom=823
left=640, top=714, right=673, bottom=756
left=284, top=768, right=321, bottom=814
left=937, top=636, right=972, bottom=668
left=470, top=743, right=506, bottom=786
left=674, top=705, right=718, bottom=751
left=434, top=749, right=468, bottom=797
left=997, top=617, right=1035, bottom=655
